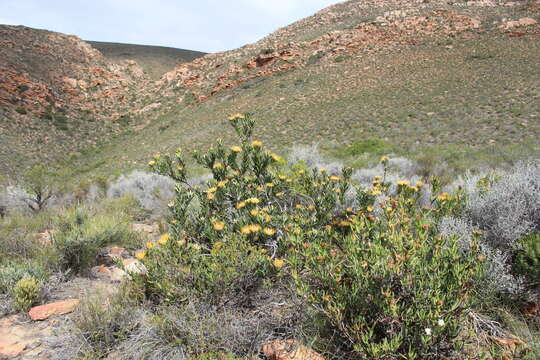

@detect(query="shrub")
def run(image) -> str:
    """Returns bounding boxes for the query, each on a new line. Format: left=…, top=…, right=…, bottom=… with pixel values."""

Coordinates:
left=53, top=207, right=138, bottom=273
left=14, top=277, right=40, bottom=311
left=136, top=114, right=486, bottom=359
left=15, top=106, right=27, bottom=115
left=288, top=144, right=343, bottom=175
left=107, top=171, right=175, bottom=218
left=465, top=160, right=540, bottom=251
left=289, top=182, right=484, bottom=359
left=514, top=232, right=540, bottom=284
left=0, top=258, right=49, bottom=295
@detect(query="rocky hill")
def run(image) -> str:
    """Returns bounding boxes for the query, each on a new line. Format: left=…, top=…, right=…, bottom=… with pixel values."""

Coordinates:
left=87, top=41, right=206, bottom=80
left=1, top=0, right=539, bottom=179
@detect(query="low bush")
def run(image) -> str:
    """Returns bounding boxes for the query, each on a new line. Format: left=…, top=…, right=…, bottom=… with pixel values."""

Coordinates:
left=514, top=232, right=540, bottom=284
left=53, top=206, right=139, bottom=273
left=13, top=277, right=40, bottom=311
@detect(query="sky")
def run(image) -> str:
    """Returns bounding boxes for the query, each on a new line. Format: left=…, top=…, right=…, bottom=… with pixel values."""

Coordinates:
left=0, top=0, right=343, bottom=53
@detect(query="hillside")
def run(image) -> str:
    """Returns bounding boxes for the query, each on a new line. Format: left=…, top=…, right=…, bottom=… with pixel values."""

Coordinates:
left=87, top=41, right=206, bottom=80
left=1, top=0, right=539, bottom=180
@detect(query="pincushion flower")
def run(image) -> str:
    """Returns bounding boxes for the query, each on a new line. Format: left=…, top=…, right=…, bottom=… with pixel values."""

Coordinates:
left=230, top=145, right=242, bottom=153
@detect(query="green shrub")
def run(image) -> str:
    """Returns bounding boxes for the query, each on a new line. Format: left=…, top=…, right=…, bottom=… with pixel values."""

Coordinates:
left=514, top=232, right=540, bottom=284
left=15, top=106, right=27, bottom=115
left=137, top=114, right=485, bottom=358
left=14, top=277, right=40, bottom=311
left=54, top=207, right=138, bottom=273
left=0, top=258, right=49, bottom=295
left=289, top=183, right=484, bottom=359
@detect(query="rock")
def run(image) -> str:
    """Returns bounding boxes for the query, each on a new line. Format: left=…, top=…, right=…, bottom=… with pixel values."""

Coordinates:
left=130, top=223, right=159, bottom=234
left=262, top=339, right=324, bottom=360
left=0, top=342, right=25, bottom=359
left=502, top=17, right=538, bottom=29
left=109, top=267, right=127, bottom=282
left=28, top=299, right=80, bottom=321
left=123, top=258, right=147, bottom=275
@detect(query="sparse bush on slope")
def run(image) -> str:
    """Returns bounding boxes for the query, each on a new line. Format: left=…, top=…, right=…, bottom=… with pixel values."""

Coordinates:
left=107, top=171, right=175, bottom=218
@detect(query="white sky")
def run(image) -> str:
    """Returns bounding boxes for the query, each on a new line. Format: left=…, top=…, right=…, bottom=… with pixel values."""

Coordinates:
left=0, top=0, right=344, bottom=52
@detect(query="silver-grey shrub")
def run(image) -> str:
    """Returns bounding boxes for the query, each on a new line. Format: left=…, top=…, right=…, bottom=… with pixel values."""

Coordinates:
left=464, top=160, right=540, bottom=251
left=107, top=171, right=175, bottom=217
left=288, top=145, right=343, bottom=175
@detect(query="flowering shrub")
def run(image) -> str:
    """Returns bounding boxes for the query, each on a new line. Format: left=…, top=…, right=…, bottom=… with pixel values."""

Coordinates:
left=14, top=277, right=40, bottom=311
left=289, top=182, right=484, bottom=359
left=138, top=114, right=485, bottom=358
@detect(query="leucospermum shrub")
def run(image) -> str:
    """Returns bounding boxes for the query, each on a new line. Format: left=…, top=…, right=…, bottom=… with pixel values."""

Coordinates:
left=139, top=114, right=484, bottom=359
left=143, top=114, right=355, bottom=304
left=14, top=277, right=40, bottom=311
left=289, top=181, right=484, bottom=359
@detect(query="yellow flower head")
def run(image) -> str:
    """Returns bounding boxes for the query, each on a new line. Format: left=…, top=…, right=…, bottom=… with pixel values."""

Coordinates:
left=264, top=228, right=276, bottom=236
left=380, top=156, right=390, bottom=163
left=273, top=258, right=285, bottom=268
left=213, top=241, right=224, bottom=250
left=176, top=165, right=184, bottom=171
left=148, top=160, right=156, bottom=166
left=330, top=175, right=340, bottom=182
left=249, top=224, right=261, bottom=233
left=208, top=186, right=218, bottom=193
left=213, top=162, right=223, bottom=169
left=250, top=209, right=260, bottom=216
left=257, top=185, right=264, bottom=191
left=266, top=183, right=274, bottom=188
left=397, top=180, right=410, bottom=186
left=236, top=201, right=246, bottom=209
left=153, top=153, right=161, bottom=159
left=270, top=153, right=283, bottom=162
left=240, top=225, right=252, bottom=235
left=228, top=113, right=245, bottom=121
left=247, top=197, right=260, bottom=204
left=437, top=192, right=450, bottom=201
left=217, top=180, right=227, bottom=188
left=416, top=181, right=424, bottom=188
left=213, top=221, right=225, bottom=231
left=207, top=193, right=215, bottom=200
left=145, top=242, right=155, bottom=249
left=230, top=145, right=242, bottom=153
left=135, top=250, right=146, bottom=260
left=251, top=140, right=263, bottom=147
left=367, top=205, right=374, bottom=212
left=308, top=205, right=316, bottom=211
left=319, top=168, right=327, bottom=173
left=295, top=204, right=304, bottom=210
left=158, top=233, right=170, bottom=245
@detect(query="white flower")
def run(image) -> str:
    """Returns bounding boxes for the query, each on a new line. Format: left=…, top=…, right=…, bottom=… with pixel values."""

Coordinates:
left=425, top=328, right=432, bottom=336
left=437, top=319, right=445, bottom=327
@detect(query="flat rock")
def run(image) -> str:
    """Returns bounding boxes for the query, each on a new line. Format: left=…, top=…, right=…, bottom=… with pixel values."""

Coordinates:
left=262, top=339, right=324, bottom=360
left=0, top=342, right=25, bottom=359
left=28, top=299, right=80, bottom=321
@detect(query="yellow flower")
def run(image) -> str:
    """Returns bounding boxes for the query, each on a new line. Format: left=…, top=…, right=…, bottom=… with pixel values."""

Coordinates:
left=208, top=186, right=218, bottom=193
left=176, top=165, right=184, bottom=171
left=397, top=180, right=410, bottom=186
left=213, top=241, right=224, bottom=250
left=437, top=192, right=450, bottom=201
left=145, top=242, right=155, bottom=249
left=230, top=145, right=242, bottom=153
left=371, top=189, right=382, bottom=196
left=135, top=250, right=146, bottom=260
left=213, top=162, right=223, bottom=169
left=319, top=168, right=327, bottom=173
left=228, top=113, right=245, bottom=121
left=270, top=153, right=283, bottom=162
left=247, top=197, right=260, bottom=204
left=250, top=209, right=260, bottom=216
left=240, top=225, right=252, bottom=235
left=367, top=205, right=374, bottom=212
left=380, top=156, right=390, bottom=163
left=308, top=205, right=316, bottom=211
left=279, top=175, right=287, bottom=180
left=257, top=185, right=264, bottom=191
left=386, top=207, right=393, bottom=213
left=273, top=258, right=285, bottom=268
left=264, top=228, right=276, bottom=236
left=264, top=214, right=272, bottom=223
left=251, top=140, right=263, bottom=147
left=213, top=221, right=225, bottom=231
left=410, top=186, right=419, bottom=192
left=330, top=176, right=340, bottom=182
left=298, top=169, right=305, bottom=175
left=339, top=220, right=351, bottom=227
left=207, top=193, right=215, bottom=200
left=295, top=204, right=304, bottom=210
left=236, top=201, right=246, bottom=209
left=158, top=234, right=170, bottom=245
left=416, top=181, right=424, bottom=188
left=148, top=160, right=156, bottom=166
left=217, top=180, right=227, bottom=187
left=249, top=224, right=261, bottom=233
left=153, top=153, right=161, bottom=159
left=266, top=183, right=274, bottom=188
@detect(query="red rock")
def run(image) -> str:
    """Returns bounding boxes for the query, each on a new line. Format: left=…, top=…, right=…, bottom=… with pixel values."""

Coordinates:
left=262, top=339, right=324, bottom=360
left=0, top=341, right=25, bottom=359
left=28, top=299, right=80, bottom=321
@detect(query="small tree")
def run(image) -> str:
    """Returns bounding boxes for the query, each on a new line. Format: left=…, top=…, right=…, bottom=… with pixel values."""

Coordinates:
left=18, top=165, right=58, bottom=212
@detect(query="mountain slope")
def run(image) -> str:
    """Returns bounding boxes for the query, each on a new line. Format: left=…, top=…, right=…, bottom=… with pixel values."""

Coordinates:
left=1, top=0, right=539, bottom=180
left=87, top=41, right=206, bottom=80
